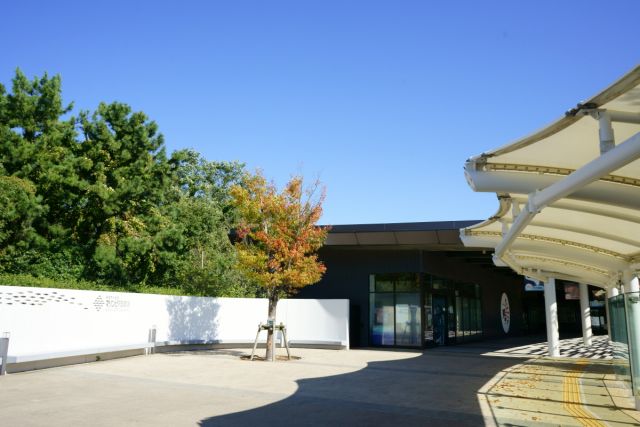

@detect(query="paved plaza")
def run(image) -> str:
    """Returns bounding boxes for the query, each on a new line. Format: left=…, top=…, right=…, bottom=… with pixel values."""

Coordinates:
left=1, top=339, right=639, bottom=426
left=481, top=335, right=615, bottom=360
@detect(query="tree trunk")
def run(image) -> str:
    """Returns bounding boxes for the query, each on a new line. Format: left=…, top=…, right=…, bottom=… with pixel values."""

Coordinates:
left=265, top=293, right=278, bottom=362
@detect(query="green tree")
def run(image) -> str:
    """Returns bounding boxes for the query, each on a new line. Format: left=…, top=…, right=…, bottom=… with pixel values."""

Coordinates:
left=230, top=172, right=329, bottom=361
left=0, top=69, right=252, bottom=297
left=0, top=69, right=85, bottom=277
left=0, top=175, right=44, bottom=251
left=169, top=149, right=245, bottom=221
left=167, top=196, right=255, bottom=296
left=0, top=69, right=79, bottom=237
left=76, top=102, right=172, bottom=282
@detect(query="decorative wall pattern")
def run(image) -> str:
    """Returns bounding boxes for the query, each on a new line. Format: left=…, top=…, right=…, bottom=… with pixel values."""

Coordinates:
left=0, top=289, right=88, bottom=309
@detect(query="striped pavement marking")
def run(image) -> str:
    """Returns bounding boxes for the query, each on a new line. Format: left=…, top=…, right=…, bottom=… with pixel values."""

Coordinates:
left=563, top=360, right=606, bottom=427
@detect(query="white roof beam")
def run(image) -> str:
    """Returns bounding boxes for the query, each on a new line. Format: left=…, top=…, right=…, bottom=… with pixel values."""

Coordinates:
left=545, top=199, right=640, bottom=224
left=466, top=169, right=640, bottom=210
left=522, top=220, right=640, bottom=248
left=494, top=130, right=640, bottom=264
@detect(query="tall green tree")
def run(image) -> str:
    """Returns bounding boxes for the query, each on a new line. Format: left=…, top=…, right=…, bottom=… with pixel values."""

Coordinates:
left=0, top=69, right=85, bottom=277
left=75, top=102, right=172, bottom=282
left=0, top=69, right=252, bottom=297
left=0, top=69, right=79, bottom=238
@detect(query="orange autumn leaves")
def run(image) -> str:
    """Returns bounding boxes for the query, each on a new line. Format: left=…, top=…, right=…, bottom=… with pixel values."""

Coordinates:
left=230, top=172, right=329, bottom=296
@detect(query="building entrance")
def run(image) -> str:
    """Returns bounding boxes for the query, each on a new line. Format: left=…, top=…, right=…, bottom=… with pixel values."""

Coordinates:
left=432, top=295, right=448, bottom=345
left=369, top=273, right=483, bottom=348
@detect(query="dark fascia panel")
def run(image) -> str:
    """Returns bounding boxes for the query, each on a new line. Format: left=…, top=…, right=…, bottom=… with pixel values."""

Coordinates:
left=436, top=230, right=462, bottom=245
left=325, top=220, right=482, bottom=233
left=325, top=233, right=359, bottom=246
left=394, top=231, right=439, bottom=245
left=323, top=220, right=484, bottom=248
left=354, top=232, right=398, bottom=245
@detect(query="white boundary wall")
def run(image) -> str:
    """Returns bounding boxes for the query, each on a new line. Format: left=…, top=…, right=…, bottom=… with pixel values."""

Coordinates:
left=0, top=286, right=349, bottom=363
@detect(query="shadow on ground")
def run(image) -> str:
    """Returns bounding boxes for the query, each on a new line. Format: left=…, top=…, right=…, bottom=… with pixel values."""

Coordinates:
left=199, top=342, right=526, bottom=426
left=198, top=336, right=639, bottom=427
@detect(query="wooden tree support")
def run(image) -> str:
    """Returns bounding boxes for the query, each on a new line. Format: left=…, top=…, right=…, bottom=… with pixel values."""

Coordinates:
left=250, top=322, right=291, bottom=361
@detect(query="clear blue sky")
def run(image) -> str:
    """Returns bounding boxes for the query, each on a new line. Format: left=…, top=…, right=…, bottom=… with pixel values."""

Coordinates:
left=2, top=1, right=638, bottom=225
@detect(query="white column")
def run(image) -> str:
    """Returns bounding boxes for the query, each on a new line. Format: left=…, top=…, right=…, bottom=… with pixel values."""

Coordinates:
left=626, top=274, right=640, bottom=408
left=579, top=283, right=593, bottom=346
left=606, top=286, right=619, bottom=341
left=544, top=277, right=560, bottom=357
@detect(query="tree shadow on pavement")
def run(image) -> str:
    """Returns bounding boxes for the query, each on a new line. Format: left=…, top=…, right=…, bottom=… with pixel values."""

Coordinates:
left=198, top=345, right=521, bottom=427
left=197, top=337, right=640, bottom=427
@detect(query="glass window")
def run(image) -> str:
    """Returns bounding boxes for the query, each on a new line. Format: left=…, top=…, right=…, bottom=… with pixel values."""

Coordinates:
left=369, top=274, right=482, bottom=347
left=424, top=293, right=433, bottom=343
left=456, top=294, right=463, bottom=342
left=469, top=298, right=477, bottom=337
left=448, top=303, right=456, bottom=340
left=370, top=293, right=394, bottom=346
left=395, top=293, right=421, bottom=346
left=476, top=298, right=483, bottom=335
left=369, top=273, right=422, bottom=347
left=462, top=297, right=470, bottom=338
left=432, top=278, right=449, bottom=291
left=395, top=274, right=420, bottom=292
left=373, top=274, right=395, bottom=292
left=449, top=281, right=483, bottom=341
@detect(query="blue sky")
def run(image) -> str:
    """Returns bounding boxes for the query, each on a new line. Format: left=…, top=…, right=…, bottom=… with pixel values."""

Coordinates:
left=2, top=1, right=638, bottom=225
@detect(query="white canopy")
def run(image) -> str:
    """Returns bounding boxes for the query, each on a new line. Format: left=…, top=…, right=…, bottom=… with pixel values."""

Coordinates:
left=461, top=65, right=640, bottom=288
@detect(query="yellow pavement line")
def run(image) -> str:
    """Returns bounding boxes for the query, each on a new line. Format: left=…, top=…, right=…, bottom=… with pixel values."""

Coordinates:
left=562, top=360, right=605, bottom=427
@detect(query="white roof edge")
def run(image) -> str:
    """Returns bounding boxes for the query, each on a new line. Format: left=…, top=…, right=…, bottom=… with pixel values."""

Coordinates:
left=467, top=64, right=640, bottom=162
left=460, top=193, right=511, bottom=236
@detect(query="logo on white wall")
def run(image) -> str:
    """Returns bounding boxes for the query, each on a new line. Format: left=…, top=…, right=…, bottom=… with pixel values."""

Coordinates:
left=93, top=296, right=105, bottom=311
left=500, top=292, right=510, bottom=334
left=93, top=295, right=130, bottom=312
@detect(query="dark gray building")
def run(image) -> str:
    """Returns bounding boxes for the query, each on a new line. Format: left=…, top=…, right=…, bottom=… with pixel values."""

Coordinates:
left=296, top=221, right=533, bottom=348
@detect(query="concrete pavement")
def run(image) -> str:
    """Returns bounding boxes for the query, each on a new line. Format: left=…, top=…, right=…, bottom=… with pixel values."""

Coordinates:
left=1, top=344, right=639, bottom=426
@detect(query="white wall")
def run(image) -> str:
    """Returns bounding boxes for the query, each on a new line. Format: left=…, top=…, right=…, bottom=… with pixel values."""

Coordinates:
left=0, top=286, right=349, bottom=362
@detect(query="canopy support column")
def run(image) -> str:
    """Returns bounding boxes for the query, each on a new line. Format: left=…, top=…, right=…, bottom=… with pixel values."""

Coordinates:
left=631, top=275, right=640, bottom=293
left=544, top=277, right=560, bottom=357
left=606, top=286, right=619, bottom=341
left=579, top=283, right=593, bottom=347
left=627, top=274, right=640, bottom=409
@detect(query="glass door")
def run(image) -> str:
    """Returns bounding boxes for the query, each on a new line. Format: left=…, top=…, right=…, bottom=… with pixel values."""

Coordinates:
left=432, top=295, right=448, bottom=345
left=369, top=273, right=422, bottom=347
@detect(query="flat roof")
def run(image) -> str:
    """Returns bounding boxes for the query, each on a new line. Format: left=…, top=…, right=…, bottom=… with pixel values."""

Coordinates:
left=327, top=220, right=481, bottom=233
left=324, top=220, right=483, bottom=249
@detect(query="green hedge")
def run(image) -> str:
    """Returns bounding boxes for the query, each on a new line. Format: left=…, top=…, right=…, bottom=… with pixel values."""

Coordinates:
left=0, top=273, right=189, bottom=296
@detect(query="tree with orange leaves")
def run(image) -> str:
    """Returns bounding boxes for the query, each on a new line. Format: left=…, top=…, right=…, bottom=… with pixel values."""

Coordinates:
left=230, top=172, right=329, bottom=361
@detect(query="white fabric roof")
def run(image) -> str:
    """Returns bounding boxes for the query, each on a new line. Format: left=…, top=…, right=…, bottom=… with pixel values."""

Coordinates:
left=461, top=65, right=640, bottom=287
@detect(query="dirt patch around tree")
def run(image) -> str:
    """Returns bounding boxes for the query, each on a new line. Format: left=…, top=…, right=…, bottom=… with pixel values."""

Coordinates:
left=240, top=354, right=302, bottom=361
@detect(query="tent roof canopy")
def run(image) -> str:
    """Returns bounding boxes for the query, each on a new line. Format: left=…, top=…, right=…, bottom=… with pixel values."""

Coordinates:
left=462, top=65, right=640, bottom=288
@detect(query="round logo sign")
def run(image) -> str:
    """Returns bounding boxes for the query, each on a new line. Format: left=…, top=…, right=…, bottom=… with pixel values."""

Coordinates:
left=500, top=292, right=510, bottom=334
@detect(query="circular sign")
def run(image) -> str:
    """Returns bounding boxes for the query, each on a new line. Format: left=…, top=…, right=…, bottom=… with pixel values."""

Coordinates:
left=500, top=292, right=510, bottom=334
